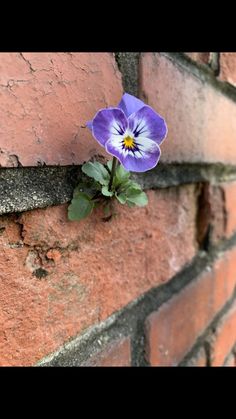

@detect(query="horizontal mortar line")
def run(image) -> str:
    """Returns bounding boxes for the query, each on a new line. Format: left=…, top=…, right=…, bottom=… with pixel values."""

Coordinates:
left=179, top=288, right=236, bottom=366
left=162, top=52, right=236, bottom=104
left=1, top=163, right=236, bottom=215
left=36, top=231, right=236, bottom=366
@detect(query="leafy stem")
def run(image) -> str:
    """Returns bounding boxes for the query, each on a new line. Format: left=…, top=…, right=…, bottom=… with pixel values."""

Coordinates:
left=108, top=157, right=118, bottom=191
left=68, top=159, right=148, bottom=222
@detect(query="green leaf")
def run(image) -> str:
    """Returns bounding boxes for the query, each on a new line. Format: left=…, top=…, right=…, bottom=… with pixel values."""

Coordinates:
left=125, top=188, right=148, bottom=207
left=118, top=179, right=142, bottom=194
left=115, top=164, right=130, bottom=183
left=82, top=162, right=109, bottom=185
left=115, top=193, right=126, bottom=204
left=101, top=185, right=114, bottom=197
left=68, top=192, right=94, bottom=221
left=126, top=200, right=136, bottom=208
left=126, top=180, right=142, bottom=191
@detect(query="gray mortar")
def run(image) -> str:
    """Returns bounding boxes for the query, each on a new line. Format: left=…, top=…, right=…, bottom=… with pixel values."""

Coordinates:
left=0, top=166, right=80, bottom=215
left=115, top=53, right=140, bottom=96
left=1, top=163, right=236, bottom=215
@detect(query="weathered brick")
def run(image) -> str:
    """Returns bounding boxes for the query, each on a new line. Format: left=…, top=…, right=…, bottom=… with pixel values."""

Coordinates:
left=140, top=53, right=236, bottom=164
left=185, top=53, right=210, bottom=65
left=209, top=301, right=236, bottom=366
left=185, top=347, right=207, bottom=367
left=196, top=182, right=236, bottom=247
left=83, top=338, right=131, bottom=366
left=0, top=52, right=122, bottom=167
left=145, top=247, right=236, bottom=366
left=219, top=53, right=236, bottom=87
left=0, top=185, right=197, bottom=365
left=197, top=182, right=236, bottom=247
left=196, top=183, right=225, bottom=247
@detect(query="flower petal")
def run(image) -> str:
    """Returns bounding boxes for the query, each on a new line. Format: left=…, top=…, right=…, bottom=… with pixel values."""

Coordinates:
left=92, top=108, right=128, bottom=147
left=118, top=93, right=145, bottom=118
left=105, top=136, right=161, bottom=172
left=128, top=105, right=167, bottom=145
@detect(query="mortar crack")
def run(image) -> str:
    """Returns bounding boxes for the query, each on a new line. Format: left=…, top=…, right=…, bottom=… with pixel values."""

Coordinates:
left=19, top=53, right=36, bottom=73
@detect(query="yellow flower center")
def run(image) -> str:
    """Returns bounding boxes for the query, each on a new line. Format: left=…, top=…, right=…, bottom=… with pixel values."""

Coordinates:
left=123, top=136, right=135, bottom=149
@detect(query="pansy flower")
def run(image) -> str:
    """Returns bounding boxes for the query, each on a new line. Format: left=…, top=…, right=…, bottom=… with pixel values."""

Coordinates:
left=86, top=93, right=167, bottom=173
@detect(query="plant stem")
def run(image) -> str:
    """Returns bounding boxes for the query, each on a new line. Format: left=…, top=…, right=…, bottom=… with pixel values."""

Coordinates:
left=108, top=157, right=117, bottom=191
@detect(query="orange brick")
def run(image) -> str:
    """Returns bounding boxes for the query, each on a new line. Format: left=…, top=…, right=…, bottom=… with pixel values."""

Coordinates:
left=0, top=186, right=197, bottom=365
left=140, top=53, right=236, bottom=164
left=145, top=247, right=236, bottom=366
left=219, top=53, right=236, bottom=87
left=83, top=338, right=131, bottom=366
left=0, top=52, right=122, bottom=167
left=209, top=302, right=236, bottom=366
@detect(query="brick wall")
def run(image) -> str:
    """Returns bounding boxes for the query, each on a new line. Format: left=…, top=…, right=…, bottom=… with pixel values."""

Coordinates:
left=0, top=52, right=236, bottom=366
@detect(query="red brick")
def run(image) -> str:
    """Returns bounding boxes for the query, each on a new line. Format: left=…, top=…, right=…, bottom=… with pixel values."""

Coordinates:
left=224, top=354, right=235, bottom=367
left=83, top=338, right=131, bottom=366
left=219, top=53, right=236, bottom=87
left=0, top=53, right=122, bottom=167
left=140, top=53, right=236, bottom=164
left=185, top=53, right=210, bottom=65
left=209, top=302, right=236, bottom=366
left=0, top=186, right=197, bottom=365
left=145, top=247, right=236, bottom=366
left=185, top=347, right=207, bottom=367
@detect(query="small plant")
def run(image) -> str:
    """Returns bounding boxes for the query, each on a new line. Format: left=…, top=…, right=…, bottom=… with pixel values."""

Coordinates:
left=68, top=93, right=167, bottom=222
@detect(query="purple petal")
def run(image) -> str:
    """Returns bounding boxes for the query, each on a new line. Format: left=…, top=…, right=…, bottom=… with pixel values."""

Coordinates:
left=86, top=120, right=93, bottom=131
left=92, top=108, right=128, bottom=147
left=105, top=136, right=161, bottom=173
left=128, top=105, right=167, bottom=145
left=118, top=93, right=145, bottom=118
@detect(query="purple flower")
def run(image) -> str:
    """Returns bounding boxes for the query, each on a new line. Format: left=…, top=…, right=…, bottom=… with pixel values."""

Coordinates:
left=86, top=93, right=167, bottom=172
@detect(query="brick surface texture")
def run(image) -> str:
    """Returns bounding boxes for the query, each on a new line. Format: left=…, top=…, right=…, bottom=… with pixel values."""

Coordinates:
left=145, top=247, right=236, bottom=366
left=140, top=53, right=236, bottom=164
left=185, top=53, right=210, bottom=65
left=0, top=187, right=197, bottom=365
left=0, top=53, right=122, bottom=166
left=219, top=53, right=236, bottom=87
left=0, top=52, right=236, bottom=366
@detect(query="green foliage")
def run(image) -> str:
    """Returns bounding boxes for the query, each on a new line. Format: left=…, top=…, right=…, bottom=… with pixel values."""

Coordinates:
left=101, top=185, right=114, bottom=197
left=115, top=192, right=126, bottom=204
left=125, top=187, right=148, bottom=206
left=68, top=191, right=94, bottom=221
left=114, top=164, right=130, bottom=185
left=68, top=159, right=148, bottom=222
left=116, top=178, right=148, bottom=207
left=82, top=161, right=110, bottom=185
